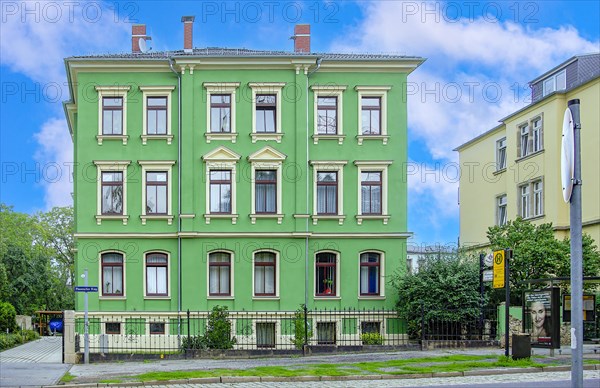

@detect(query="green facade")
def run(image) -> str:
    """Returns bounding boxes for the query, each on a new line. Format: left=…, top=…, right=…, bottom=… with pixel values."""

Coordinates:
left=65, top=52, right=422, bottom=314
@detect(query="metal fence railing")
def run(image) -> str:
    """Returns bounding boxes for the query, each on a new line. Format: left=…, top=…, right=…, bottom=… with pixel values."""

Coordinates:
left=421, top=308, right=499, bottom=342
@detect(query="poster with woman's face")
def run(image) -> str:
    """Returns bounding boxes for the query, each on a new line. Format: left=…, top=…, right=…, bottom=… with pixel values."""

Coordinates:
left=524, top=290, right=552, bottom=347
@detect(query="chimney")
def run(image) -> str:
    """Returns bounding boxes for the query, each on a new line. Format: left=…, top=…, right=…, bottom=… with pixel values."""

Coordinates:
left=181, top=16, right=195, bottom=53
left=293, top=24, right=310, bottom=53
left=132, top=24, right=147, bottom=53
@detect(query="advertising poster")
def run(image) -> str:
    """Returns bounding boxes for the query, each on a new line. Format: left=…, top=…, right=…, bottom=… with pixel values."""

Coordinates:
left=523, top=288, right=560, bottom=348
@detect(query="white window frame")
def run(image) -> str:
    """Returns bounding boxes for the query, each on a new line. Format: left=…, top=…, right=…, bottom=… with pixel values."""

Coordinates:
left=519, top=123, right=529, bottom=158
left=96, top=85, right=131, bottom=145
left=94, top=160, right=131, bottom=225
left=310, top=160, right=347, bottom=225
left=98, top=250, right=126, bottom=300
left=138, top=160, right=176, bottom=225
left=204, top=82, right=240, bottom=143
left=542, top=69, right=566, bottom=97
left=202, top=146, right=241, bottom=224
left=311, top=84, right=347, bottom=144
left=252, top=249, right=280, bottom=299
left=355, top=85, right=391, bottom=145
left=496, top=137, right=507, bottom=171
left=140, top=86, right=175, bottom=145
left=533, top=179, right=543, bottom=217
left=143, top=250, right=171, bottom=299
left=249, top=82, right=285, bottom=143
left=314, top=250, right=341, bottom=299
left=496, top=194, right=507, bottom=226
left=519, top=183, right=530, bottom=218
left=532, top=116, right=543, bottom=153
left=206, top=250, right=234, bottom=299
left=357, top=250, right=386, bottom=299
left=354, top=161, right=392, bottom=225
left=247, top=146, right=287, bottom=224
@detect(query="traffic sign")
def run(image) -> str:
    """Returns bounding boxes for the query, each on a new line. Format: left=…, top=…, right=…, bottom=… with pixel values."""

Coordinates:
left=74, top=286, right=98, bottom=292
left=493, top=250, right=505, bottom=288
left=483, top=270, right=493, bottom=282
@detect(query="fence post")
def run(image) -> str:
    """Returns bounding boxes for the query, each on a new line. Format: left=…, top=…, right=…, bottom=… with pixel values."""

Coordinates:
left=420, top=304, right=425, bottom=350
left=63, top=310, right=77, bottom=364
left=186, top=309, right=191, bottom=354
left=303, top=304, right=308, bottom=354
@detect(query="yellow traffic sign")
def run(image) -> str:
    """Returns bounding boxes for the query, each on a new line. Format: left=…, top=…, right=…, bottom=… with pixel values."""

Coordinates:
left=493, top=250, right=505, bottom=288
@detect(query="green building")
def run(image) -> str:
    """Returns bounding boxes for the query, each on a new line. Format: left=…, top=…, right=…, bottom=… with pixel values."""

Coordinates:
left=64, top=19, right=423, bottom=349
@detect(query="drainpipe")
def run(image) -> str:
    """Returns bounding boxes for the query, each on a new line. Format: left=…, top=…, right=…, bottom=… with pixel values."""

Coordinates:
left=168, top=57, right=182, bottom=336
left=304, top=58, right=322, bottom=316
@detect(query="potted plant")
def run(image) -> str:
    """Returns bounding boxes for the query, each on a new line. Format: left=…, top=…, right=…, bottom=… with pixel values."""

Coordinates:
left=322, top=279, right=334, bottom=294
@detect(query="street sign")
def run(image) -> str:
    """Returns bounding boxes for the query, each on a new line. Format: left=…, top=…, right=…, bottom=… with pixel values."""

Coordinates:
left=493, top=250, right=505, bottom=288
left=74, top=286, right=98, bottom=292
left=483, top=270, right=493, bottom=282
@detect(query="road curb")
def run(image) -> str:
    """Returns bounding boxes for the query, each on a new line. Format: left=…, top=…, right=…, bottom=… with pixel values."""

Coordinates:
left=44, top=365, right=600, bottom=387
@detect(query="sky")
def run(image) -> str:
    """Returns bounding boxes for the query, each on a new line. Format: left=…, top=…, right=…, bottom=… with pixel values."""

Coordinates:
left=1, top=0, right=599, bottom=247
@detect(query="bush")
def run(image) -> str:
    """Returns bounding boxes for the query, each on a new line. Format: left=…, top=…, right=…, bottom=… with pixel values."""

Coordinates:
left=0, top=301, right=17, bottom=332
left=181, top=306, right=236, bottom=351
left=22, top=329, right=39, bottom=342
left=0, top=333, right=21, bottom=350
left=290, top=305, right=312, bottom=349
left=361, top=332, right=384, bottom=345
left=181, top=335, right=207, bottom=350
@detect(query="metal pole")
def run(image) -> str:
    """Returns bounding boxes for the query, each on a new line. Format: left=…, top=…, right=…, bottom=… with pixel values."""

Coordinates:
left=504, top=249, right=510, bottom=358
left=568, top=99, right=583, bottom=388
left=83, top=268, right=89, bottom=364
left=479, top=253, right=485, bottom=338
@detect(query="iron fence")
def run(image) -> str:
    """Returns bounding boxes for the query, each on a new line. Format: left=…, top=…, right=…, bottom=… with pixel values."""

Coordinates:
left=421, top=307, right=499, bottom=342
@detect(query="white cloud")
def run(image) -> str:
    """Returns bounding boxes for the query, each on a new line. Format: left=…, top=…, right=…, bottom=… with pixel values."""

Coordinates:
left=1, top=1, right=129, bottom=209
left=330, top=0, right=598, bottom=243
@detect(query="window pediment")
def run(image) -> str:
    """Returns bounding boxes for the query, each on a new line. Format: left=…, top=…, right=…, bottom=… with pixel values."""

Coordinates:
left=247, top=146, right=287, bottom=162
left=202, top=146, right=241, bottom=162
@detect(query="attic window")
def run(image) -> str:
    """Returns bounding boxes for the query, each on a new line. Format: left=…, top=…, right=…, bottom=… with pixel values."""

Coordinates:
left=542, top=69, right=566, bottom=97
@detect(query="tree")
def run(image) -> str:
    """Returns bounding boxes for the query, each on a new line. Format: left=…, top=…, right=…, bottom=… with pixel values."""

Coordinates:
left=392, top=253, right=481, bottom=339
left=36, top=207, right=75, bottom=287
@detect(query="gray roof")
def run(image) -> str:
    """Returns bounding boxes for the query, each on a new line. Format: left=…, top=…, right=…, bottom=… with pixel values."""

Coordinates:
left=66, top=47, right=422, bottom=61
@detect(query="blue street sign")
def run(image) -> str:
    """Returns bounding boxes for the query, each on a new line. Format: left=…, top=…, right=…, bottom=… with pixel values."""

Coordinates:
left=74, top=286, right=98, bottom=292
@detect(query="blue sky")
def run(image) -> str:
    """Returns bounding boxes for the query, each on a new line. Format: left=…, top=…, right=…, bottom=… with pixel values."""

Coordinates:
left=1, top=1, right=599, bottom=246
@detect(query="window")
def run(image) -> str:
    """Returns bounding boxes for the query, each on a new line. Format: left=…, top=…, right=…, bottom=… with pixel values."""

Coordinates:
left=95, top=85, right=130, bottom=144
left=210, top=170, right=232, bottom=214
left=146, top=253, right=168, bottom=296
left=533, top=180, right=543, bottom=217
left=210, top=95, right=231, bottom=133
left=101, top=172, right=123, bottom=215
left=360, top=252, right=380, bottom=296
left=255, top=170, right=276, bottom=213
left=520, top=179, right=544, bottom=219
left=532, top=118, right=543, bottom=152
left=102, top=97, right=123, bottom=135
left=316, top=172, right=337, bottom=215
left=209, top=252, right=231, bottom=296
left=317, top=322, right=336, bottom=345
left=361, top=321, right=381, bottom=335
left=497, top=195, right=507, bottom=226
left=520, top=184, right=530, bottom=218
left=361, top=97, right=381, bottom=135
left=146, top=97, right=167, bottom=135
left=254, top=252, right=276, bottom=296
left=317, top=97, right=337, bottom=134
left=140, top=86, right=175, bottom=144
left=496, top=137, right=507, bottom=170
left=256, top=94, right=276, bottom=133
left=256, top=322, right=276, bottom=348
left=355, top=86, right=391, bottom=144
left=106, top=322, right=121, bottom=334
left=542, top=69, right=566, bottom=97
left=316, top=252, right=337, bottom=296
left=519, top=124, right=529, bottom=157
left=361, top=172, right=382, bottom=215
left=101, top=253, right=123, bottom=296
left=149, top=322, right=165, bottom=335
left=146, top=172, right=167, bottom=214
left=94, top=161, right=130, bottom=224
left=249, top=83, right=285, bottom=143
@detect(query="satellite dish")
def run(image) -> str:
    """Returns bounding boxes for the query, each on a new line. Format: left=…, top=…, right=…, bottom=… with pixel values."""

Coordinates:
left=561, top=107, right=575, bottom=203
left=138, top=38, right=148, bottom=53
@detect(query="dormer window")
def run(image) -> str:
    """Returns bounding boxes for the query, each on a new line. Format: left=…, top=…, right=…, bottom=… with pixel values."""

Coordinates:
left=542, top=69, right=566, bottom=97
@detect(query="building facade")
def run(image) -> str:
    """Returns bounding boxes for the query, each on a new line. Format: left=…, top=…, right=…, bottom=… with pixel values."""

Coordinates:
left=456, top=54, right=600, bottom=249
left=64, top=20, right=423, bottom=347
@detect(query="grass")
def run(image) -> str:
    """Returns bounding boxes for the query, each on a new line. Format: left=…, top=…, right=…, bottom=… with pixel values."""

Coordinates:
left=116, top=355, right=547, bottom=382
left=60, top=372, right=75, bottom=383
left=584, top=359, right=600, bottom=365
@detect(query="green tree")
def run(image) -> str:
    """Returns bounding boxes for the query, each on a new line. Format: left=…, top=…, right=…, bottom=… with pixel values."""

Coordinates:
left=392, top=253, right=481, bottom=339
left=0, top=301, right=17, bottom=332
left=35, top=206, right=75, bottom=287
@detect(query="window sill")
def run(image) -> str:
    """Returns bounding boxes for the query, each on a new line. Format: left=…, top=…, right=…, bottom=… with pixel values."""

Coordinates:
left=312, top=215, right=346, bottom=225
left=179, top=213, right=196, bottom=219
left=251, top=133, right=283, bottom=143
left=356, top=215, right=390, bottom=225
left=96, top=215, right=129, bottom=225
left=312, top=134, right=346, bottom=145
left=141, top=134, right=173, bottom=145
left=144, top=296, right=171, bottom=300
left=493, top=168, right=506, bottom=175
left=97, top=135, right=129, bottom=145
left=205, top=132, right=238, bottom=144
left=140, top=215, right=174, bottom=225
left=358, top=295, right=386, bottom=300
left=99, top=296, right=126, bottom=300
left=357, top=135, right=389, bottom=145
left=204, top=214, right=238, bottom=225
left=515, top=149, right=544, bottom=163
left=207, top=296, right=234, bottom=300
left=252, top=296, right=280, bottom=300
left=523, top=214, right=545, bottom=221
left=250, top=214, right=284, bottom=224
left=314, top=296, right=341, bottom=300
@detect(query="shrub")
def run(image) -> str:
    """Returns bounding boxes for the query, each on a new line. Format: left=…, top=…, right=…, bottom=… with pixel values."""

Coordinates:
left=181, top=335, right=207, bottom=350
left=361, top=332, right=384, bottom=345
left=203, top=306, right=236, bottom=350
left=0, top=301, right=17, bottom=332
left=0, top=333, right=21, bottom=350
left=290, top=305, right=313, bottom=349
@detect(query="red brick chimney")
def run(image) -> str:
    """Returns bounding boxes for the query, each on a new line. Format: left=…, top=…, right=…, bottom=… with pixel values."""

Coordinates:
left=293, top=24, right=310, bottom=53
left=132, top=24, right=147, bottom=53
left=181, top=16, right=195, bottom=53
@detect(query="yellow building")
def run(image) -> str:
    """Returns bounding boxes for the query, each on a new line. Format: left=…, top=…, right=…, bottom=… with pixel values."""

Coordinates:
left=456, top=53, right=600, bottom=249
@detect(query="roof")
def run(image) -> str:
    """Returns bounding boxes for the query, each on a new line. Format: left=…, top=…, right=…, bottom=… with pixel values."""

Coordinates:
left=66, top=47, right=423, bottom=61
left=528, top=53, right=599, bottom=85
left=453, top=123, right=504, bottom=152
